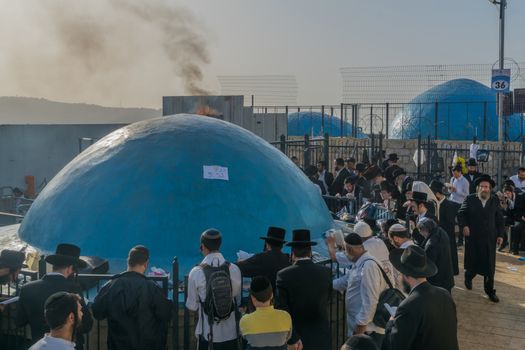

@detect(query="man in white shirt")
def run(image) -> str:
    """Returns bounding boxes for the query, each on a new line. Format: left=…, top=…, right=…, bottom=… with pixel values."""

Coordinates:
left=336, top=233, right=388, bottom=347
left=30, top=292, right=83, bottom=350
left=186, top=229, right=242, bottom=350
left=449, top=165, right=469, bottom=205
left=510, top=167, right=525, bottom=193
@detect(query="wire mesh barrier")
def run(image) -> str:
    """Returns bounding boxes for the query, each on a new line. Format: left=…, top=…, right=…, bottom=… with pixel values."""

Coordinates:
left=0, top=257, right=349, bottom=350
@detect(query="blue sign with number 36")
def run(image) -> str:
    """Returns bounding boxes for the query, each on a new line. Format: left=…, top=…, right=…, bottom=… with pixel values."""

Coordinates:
left=491, top=69, right=510, bottom=93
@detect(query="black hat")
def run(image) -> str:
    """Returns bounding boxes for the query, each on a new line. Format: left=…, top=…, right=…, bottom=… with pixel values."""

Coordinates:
left=503, top=179, right=515, bottom=187
left=392, top=167, right=406, bottom=179
left=344, top=232, right=363, bottom=246
left=389, top=245, right=437, bottom=278
left=467, top=158, right=477, bottom=167
left=45, top=244, right=87, bottom=269
left=429, top=180, right=445, bottom=194
left=260, top=227, right=287, bottom=244
left=343, top=334, right=379, bottom=350
left=384, top=165, right=402, bottom=183
left=344, top=175, right=358, bottom=185
left=410, top=191, right=428, bottom=203
left=473, top=174, right=495, bottom=188
left=388, top=153, right=399, bottom=161
left=0, top=249, right=27, bottom=269
left=345, top=157, right=356, bottom=163
left=286, top=229, right=317, bottom=247
left=355, top=163, right=367, bottom=173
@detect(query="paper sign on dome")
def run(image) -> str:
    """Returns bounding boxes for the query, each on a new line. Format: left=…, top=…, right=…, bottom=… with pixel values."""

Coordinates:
left=203, top=165, right=229, bottom=181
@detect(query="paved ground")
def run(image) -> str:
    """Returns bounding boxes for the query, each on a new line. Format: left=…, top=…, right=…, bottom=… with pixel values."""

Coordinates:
left=454, top=249, right=525, bottom=350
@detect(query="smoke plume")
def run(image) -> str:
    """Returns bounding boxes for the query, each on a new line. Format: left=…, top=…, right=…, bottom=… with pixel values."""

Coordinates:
left=0, top=0, right=211, bottom=108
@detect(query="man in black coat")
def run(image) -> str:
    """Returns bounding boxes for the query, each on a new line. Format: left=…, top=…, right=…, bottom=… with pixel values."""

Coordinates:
left=465, top=158, right=482, bottom=194
left=317, top=160, right=334, bottom=195
left=416, top=218, right=455, bottom=293
left=383, top=245, right=459, bottom=350
left=16, top=244, right=93, bottom=349
left=275, top=230, right=332, bottom=350
left=457, top=174, right=505, bottom=302
left=430, top=180, right=460, bottom=275
left=501, top=186, right=525, bottom=255
left=408, top=191, right=438, bottom=246
left=330, top=158, right=352, bottom=196
left=92, top=245, right=172, bottom=350
left=237, top=227, right=290, bottom=290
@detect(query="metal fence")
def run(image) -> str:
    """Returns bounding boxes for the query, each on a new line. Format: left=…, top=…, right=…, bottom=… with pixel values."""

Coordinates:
left=0, top=256, right=348, bottom=350
left=253, top=101, right=524, bottom=141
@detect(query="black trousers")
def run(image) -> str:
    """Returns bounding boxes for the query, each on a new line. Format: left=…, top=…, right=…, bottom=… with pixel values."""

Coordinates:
left=198, top=337, right=239, bottom=350
left=465, top=270, right=495, bottom=295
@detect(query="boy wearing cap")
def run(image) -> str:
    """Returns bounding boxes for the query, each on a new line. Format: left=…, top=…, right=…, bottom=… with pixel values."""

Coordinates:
left=240, top=276, right=292, bottom=350
left=29, top=292, right=83, bottom=350
left=186, top=229, right=242, bottom=350
left=17, top=243, right=93, bottom=349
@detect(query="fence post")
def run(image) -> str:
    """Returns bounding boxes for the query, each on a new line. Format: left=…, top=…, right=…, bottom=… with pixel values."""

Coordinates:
left=38, top=255, right=46, bottom=278
left=172, top=257, right=179, bottom=350
left=434, top=102, right=439, bottom=139
left=417, top=134, right=422, bottom=180
left=340, top=103, right=344, bottom=137
left=483, top=102, right=487, bottom=141
left=324, top=133, right=330, bottom=171
left=285, top=106, right=289, bottom=138
left=279, top=134, right=286, bottom=154
left=321, top=105, right=325, bottom=135
left=385, top=103, right=390, bottom=139
left=304, top=134, right=311, bottom=167
left=183, top=276, right=190, bottom=350
left=426, top=135, right=432, bottom=182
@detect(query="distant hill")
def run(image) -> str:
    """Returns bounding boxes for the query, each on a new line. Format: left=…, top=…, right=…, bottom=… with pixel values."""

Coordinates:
left=0, top=97, right=161, bottom=124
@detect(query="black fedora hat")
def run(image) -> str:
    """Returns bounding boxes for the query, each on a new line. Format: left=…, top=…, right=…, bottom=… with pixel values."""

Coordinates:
left=389, top=245, right=437, bottom=278
left=429, top=180, right=445, bottom=194
left=388, top=153, right=399, bottom=161
left=0, top=249, right=27, bottom=269
left=260, top=227, right=287, bottom=244
left=286, top=229, right=317, bottom=247
left=473, top=174, right=495, bottom=188
left=467, top=158, right=477, bottom=167
left=45, top=244, right=87, bottom=269
left=410, top=191, right=428, bottom=203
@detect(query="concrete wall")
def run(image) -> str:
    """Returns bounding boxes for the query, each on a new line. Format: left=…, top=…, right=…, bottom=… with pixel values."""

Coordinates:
left=0, top=124, right=124, bottom=190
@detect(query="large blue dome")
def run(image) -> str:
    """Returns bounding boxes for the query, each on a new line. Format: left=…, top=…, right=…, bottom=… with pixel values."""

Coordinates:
left=19, top=114, right=333, bottom=273
left=391, top=79, right=523, bottom=141
left=288, top=111, right=368, bottom=138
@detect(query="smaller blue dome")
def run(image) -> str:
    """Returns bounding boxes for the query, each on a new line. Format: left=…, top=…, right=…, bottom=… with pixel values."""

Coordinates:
left=391, top=79, right=523, bottom=141
left=288, top=111, right=368, bottom=138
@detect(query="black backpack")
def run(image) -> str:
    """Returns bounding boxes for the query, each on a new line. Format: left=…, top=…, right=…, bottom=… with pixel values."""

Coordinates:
left=365, top=259, right=406, bottom=328
left=201, top=262, right=236, bottom=323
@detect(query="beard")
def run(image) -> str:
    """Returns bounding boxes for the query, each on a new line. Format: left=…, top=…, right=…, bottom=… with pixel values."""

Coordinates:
left=477, top=189, right=490, bottom=200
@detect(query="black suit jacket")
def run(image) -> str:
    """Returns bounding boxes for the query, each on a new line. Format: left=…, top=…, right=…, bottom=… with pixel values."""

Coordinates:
left=329, top=168, right=352, bottom=196
left=383, top=282, right=458, bottom=350
left=16, top=274, right=93, bottom=348
left=237, top=249, right=290, bottom=290
left=422, top=227, right=455, bottom=291
left=275, top=259, right=332, bottom=350
left=438, top=199, right=460, bottom=275
left=465, top=172, right=481, bottom=194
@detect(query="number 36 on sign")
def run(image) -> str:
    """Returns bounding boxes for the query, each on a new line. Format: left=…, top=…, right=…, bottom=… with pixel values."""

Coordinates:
left=491, top=69, right=510, bottom=93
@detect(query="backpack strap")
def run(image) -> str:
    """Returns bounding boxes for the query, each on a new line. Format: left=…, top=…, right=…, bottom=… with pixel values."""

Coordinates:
left=363, top=258, right=394, bottom=289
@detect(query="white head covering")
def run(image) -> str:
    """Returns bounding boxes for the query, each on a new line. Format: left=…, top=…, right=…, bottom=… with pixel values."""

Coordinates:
left=354, top=221, right=373, bottom=238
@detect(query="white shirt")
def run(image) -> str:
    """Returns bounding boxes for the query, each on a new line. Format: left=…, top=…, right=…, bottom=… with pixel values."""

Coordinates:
left=510, top=175, right=525, bottom=192
left=344, top=252, right=388, bottom=336
left=186, top=252, right=242, bottom=342
left=449, top=175, right=469, bottom=204
left=29, top=335, right=76, bottom=350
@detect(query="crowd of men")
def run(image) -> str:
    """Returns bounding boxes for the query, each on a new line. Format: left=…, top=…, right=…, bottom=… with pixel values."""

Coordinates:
left=0, top=154, right=524, bottom=350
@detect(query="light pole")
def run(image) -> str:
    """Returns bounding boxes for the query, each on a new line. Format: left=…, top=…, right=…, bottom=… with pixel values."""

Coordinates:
left=489, top=0, right=507, bottom=186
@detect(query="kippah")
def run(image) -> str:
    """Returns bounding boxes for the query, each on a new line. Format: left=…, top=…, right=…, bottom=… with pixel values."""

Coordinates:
left=344, top=233, right=363, bottom=246
left=201, top=228, right=222, bottom=239
left=389, top=224, right=407, bottom=233
left=45, top=292, right=71, bottom=309
left=250, top=276, right=271, bottom=293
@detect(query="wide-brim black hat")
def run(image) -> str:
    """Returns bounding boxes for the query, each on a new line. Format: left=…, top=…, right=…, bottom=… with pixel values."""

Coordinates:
left=0, top=249, right=28, bottom=269
left=410, top=191, right=428, bottom=203
left=260, top=226, right=287, bottom=244
left=473, top=174, right=495, bottom=188
left=429, top=180, right=445, bottom=194
left=45, top=243, right=87, bottom=269
left=286, top=229, right=317, bottom=247
left=389, top=245, right=437, bottom=278
left=391, top=167, right=407, bottom=179
left=388, top=153, right=399, bottom=161
left=467, top=158, right=477, bottom=166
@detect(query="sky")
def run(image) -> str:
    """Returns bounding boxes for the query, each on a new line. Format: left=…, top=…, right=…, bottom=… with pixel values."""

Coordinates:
left=0, top=0, right=523, bottom=108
